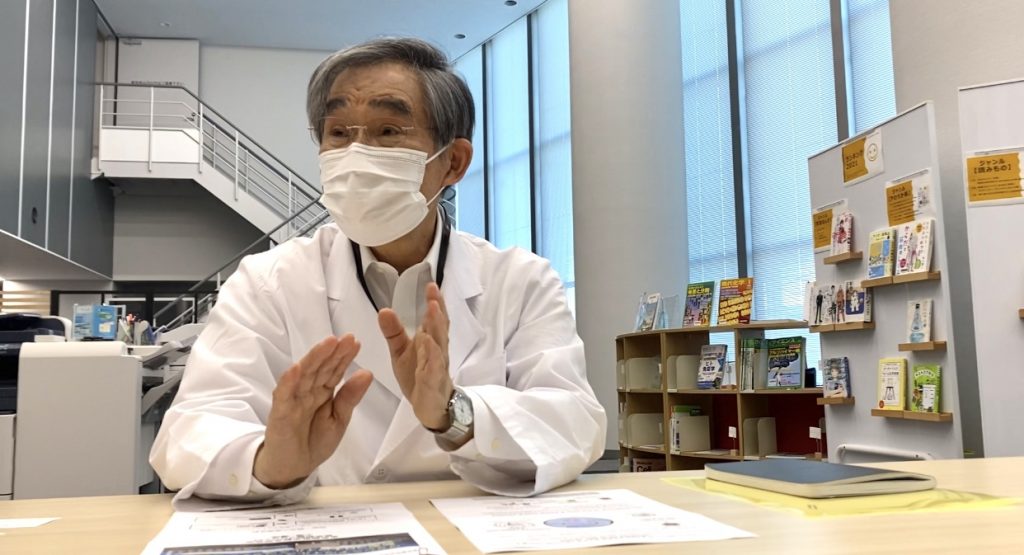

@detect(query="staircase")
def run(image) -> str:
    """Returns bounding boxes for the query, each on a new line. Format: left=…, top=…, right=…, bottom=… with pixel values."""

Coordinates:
left=94, top=83, right=328, bottom=245
left=95, top=83, right=331, bottom=328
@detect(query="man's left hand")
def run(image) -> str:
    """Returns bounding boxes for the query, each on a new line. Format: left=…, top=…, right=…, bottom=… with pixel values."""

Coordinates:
left=378, top=282, right=453, bottom=431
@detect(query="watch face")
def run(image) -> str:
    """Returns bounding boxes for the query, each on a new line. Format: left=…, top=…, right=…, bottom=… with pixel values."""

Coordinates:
left=452, top=391, right=473, bottom=425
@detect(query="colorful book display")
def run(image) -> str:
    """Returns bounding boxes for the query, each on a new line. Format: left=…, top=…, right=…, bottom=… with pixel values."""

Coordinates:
left=867, top=228, right=896, bottom=279
left=877, top=358, right=908, bottom=410
left=718, top=278, right=754, bottom=325
left=683, top=281, right=715, bottom=327
left=823, top=357, right=851, bottom=398
left=697, top=345, right=728, bottom=389
left=831, top=211, right=854, bottom=255
left=895, top=218, right=934, bottom=275
left=910, top=364, right=942, bottom=413
left=766, top=337, right=806, bottom=389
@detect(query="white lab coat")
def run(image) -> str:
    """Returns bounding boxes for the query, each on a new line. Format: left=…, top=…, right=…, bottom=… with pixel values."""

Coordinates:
left=150, top=223, right=606, bottom=503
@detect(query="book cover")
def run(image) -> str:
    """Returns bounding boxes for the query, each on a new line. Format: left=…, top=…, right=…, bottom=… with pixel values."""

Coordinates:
left=718, top=277, right=754, bottom=325
left=843, top=281, right=872, bottom=323
left=867, top=228, right=896, bottom=279
left=766, top=337, right=806, bottom=389
left=911, top=364, right=942, bottom=413
left=697, top=344, right=728, bottom=389
left=906, top=299, right=933, bottom=343
left=809, top=282, right=838, bottom=326
left=823, top=357, right=851, bottom=398
left=831, top=211, right=854, bottom=255
left=738, top=338, right=767, bottom=391
left=683, top=281, right=715, bottom=327
left=635, top=292, right=661, bottom=332
left=877, top=358, right=907, bottom=410
left=704, top=459, right=936, bottom=499
left=895, top=218, right=935, bottom=275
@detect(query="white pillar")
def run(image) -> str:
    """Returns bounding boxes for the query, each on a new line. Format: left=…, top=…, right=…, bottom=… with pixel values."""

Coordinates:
left=569, top=0, right=688, bottom=447
left=890, top=0, right=1024, bottom=458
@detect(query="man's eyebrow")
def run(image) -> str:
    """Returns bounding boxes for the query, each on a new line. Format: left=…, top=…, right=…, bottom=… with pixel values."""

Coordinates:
left=325, top=97, right=347, bottom=115
left=368, top=96, right=413, bottom=116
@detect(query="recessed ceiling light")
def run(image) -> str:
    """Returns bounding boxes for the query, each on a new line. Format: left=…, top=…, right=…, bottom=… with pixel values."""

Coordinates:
left=160, top=21, right=171, bottom=27
left=505, top=0, right=517, bottom=6
left=454, top=33, right=466, bottom=39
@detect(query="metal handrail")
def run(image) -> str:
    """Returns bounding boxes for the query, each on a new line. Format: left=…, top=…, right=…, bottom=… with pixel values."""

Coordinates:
left=97, top=82, right=321, bottom=202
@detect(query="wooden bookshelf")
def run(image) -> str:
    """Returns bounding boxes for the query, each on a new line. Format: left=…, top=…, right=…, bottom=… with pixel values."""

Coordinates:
left=871, top=409, right=953, bottom=422
left=861, top=276, right=892, bottom=288
left=818, top=321, right=875, bottom=332
left=671, top=389, right=739, bottom=395
left=898, top=341, right=947, bottom=352
left=673, top=451, right=743, bottom=461
left=892, top=271, right=942, bottom=284
left=809, top=324, right=834, bottom=333
left=626, top=444, right=666, bottom=455
left=626, top=389, right=662, bottom=394
left=823, top=251, right=863, bottom=265
left=817, top=396, right=856, bottom=406
left=709, top=320, right=809, bottom=332
left=743, top=388, right=822, bottom=395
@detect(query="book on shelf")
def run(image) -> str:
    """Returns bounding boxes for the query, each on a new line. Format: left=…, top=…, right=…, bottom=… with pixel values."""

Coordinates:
left=718, top=277, right=754, bottom=325
left=867, top=228, right=896, bottom=279
left=704, top=459, right=936, bottom=499
left=842, top=281, right=872, bottom=323
left=634, top=292, right=661, bottom=332
left=831, top=211, right=854, bottom=255
left=823, top=357, right=851, bottom=399
left=895, top=218, right=935, bottom=275
left=697, top=344, right=728, bottom=389
left=906, top=299, right=933, bottom=343
left=683, top=281, right=715, bottom=327
left=807, top=282, right=840, bottom=326
left=766, top=337, right=806, bottom=389
left=877, top=358, right=908, bottom=410
left=738, top=338, right=768, bottom=391
left=910, top=364, right=942, bottom=413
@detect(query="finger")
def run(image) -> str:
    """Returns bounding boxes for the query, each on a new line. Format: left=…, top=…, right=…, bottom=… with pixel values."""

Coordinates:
left=332, top=369, right=373, bottom=423
left=378, top=308, right=411, bottom=358
left=323, top=338, right=361, bottom=391
left=314, top=334, right=357, bottom=389
left=425, top=282, right=448, bottom=318
left=296, top=336, right=341, bottom=393
left=271, top=362, right=303, bottom=407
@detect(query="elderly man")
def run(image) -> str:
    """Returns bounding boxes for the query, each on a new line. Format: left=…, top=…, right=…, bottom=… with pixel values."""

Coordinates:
left=150, top=37, right=606, bottom=504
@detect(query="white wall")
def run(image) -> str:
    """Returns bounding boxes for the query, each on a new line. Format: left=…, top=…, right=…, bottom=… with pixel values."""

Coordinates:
left=889, top=0, right=1024, bottom=457
left=199, top=45, right=332, bottom=190
left=112, top=181, right=265, bottom=281
left=569, top=0, right=688, bottom=447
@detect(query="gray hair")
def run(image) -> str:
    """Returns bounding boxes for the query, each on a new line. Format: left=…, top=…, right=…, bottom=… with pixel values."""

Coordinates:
left=307, top=37, right=475, bottom=149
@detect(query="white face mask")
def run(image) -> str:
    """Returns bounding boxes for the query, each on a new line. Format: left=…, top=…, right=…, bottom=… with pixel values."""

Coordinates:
left=319, top=142, right=449, bottom=246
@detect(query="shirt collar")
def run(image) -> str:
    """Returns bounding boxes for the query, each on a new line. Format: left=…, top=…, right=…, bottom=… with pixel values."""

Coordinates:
left=359, top=213, right=443, bottom=280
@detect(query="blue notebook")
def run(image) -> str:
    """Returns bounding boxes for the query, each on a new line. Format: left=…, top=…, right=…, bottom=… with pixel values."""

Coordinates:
left=705, top=459, right=935, bottom=499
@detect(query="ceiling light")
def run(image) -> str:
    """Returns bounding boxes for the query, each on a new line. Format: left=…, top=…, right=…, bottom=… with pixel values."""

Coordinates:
left=505, top=0, right=517, bottom=6
left=454, top=33, right=466, bottom=39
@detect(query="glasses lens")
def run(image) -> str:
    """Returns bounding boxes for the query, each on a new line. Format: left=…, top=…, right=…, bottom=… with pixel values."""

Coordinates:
left=318, top=118, right=413, bottom=149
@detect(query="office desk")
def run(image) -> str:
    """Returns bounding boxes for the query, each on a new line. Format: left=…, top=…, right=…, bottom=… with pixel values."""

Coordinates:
left=1, top=457, right=1022, bottom=554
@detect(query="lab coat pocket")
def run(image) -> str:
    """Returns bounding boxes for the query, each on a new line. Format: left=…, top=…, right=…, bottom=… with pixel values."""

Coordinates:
left=454, top=352, right=507, bottom=387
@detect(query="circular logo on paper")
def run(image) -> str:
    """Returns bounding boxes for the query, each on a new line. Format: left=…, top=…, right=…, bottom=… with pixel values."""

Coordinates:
left=543, top=517, right=614, bottom=528
left=866, top=142, right=879, bottom=162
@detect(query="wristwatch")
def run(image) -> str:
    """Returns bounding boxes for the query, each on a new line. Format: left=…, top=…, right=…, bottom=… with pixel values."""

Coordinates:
left=431, top=386, right=474, bottom=447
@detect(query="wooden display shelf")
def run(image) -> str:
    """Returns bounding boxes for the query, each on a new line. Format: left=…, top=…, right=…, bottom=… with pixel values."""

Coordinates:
left=809, top=324, right=834, bottom=333
left=823, top=251, right=863, bottom=265
left=817, top=321, right=875, bottom=332
left=892, top=271, right=941, bottom=284
left=817, top=396, right=856, bottom=406
left=672, top=450, right=743, bottom=461
left=671, top=388, right=739, bottom=395
left=624, top=444, right=666, bottom=455
left=709, top=320, right=809, bottom=332
left=623, top=388, right=662, bottom=394
left=871, top=409, right=953, bottom=422
left=743, top=388, right=823, bottom=395
left=898, top=341, right=947, bottom=352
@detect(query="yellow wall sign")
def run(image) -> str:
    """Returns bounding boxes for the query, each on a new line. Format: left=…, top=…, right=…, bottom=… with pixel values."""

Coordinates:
left=965, top=152, right=1023, bottom=203
left=842, top=137, right=868, bottom=183
left=885, top=180, right=915, bottom=226
left=812, top=209, right=834, bottom=250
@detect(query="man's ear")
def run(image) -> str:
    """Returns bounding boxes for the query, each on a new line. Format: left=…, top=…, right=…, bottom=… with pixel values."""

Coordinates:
left=442, top=138, right=473, bottom=187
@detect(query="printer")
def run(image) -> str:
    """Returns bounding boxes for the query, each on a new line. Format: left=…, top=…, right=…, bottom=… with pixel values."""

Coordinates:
left=0, top=313, right=71, bottom=411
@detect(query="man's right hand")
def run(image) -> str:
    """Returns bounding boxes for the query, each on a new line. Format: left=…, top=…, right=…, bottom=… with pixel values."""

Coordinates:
left=253, top=334, right=373, bottom=489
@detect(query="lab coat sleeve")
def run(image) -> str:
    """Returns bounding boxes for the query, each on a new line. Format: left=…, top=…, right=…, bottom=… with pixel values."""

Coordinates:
left=446, top=256, right=607, bottom=496
left=149, top=256, right=314, bottom=504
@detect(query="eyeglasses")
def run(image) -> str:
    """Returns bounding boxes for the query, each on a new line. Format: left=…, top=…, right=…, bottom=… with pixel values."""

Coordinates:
left=311, top=117, right=426, bottom=149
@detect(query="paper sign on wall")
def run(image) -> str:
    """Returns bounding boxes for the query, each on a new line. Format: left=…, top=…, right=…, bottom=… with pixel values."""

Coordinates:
left=842, top=130, right=884, bottom=185
left=965, top=151, right=1024, bottom=203
left=812, top=199, right=847, bottom=252
left=885, top=169, right=934, bottom=226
